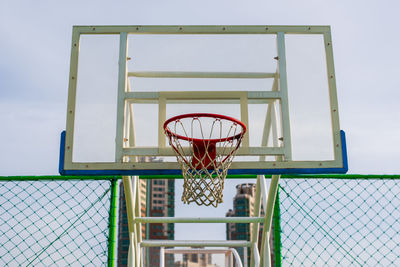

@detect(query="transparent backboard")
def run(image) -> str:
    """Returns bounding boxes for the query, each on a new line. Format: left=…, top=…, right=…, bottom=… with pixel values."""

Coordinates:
left=60, top=25, right=347, bottom=175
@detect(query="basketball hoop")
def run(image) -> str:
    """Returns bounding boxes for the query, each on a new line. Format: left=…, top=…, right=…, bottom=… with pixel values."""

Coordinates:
left=164, top=113, right=246, bottom=207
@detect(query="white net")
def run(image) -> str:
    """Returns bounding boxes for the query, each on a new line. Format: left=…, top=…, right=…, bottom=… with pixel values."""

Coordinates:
left=164, top=114, right=246, bottom=207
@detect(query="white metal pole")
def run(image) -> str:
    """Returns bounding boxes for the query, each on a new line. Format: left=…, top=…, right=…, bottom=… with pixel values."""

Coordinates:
left=136, top=217, right=264, bottom=223
left=244, top=247, right=248, bottom=267
left=116, top=32, right=128, bottom=162
left=128, top=71, right=276, bottom=79
left=128, top=232, right=135, bottom=267
left=253, top=243, right=260, bottom=267
left=250, top=176, right=262, bottom=267
left=230, top=248, right=243, bottom=267
left=127, top=80, right=137, bottom=152
left=135, top=177, right=142, bottom=267
left=123, top=176, right=138, bottom=267
left=264, top=238, right=270, bottom=267
left=159, top=247, right=165, bottom=267
left=225, top=252, right=230, bottom=267
left=276, top=32, right=292, bottom=161
left=259, top=175, right=280, bottom=267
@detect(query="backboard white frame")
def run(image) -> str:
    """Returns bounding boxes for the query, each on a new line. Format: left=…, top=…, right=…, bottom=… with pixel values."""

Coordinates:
left=60, top=25, right=347, bottom=175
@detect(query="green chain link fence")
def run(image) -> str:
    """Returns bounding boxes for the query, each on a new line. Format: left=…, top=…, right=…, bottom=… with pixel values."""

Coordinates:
left=0, top=176, right=118, bottom=267
left=1, top=175, right=400, bottom=266
left=277, top=175, right=400, bottom=266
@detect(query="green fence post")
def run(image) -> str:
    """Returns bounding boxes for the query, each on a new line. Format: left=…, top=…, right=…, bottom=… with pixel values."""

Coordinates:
left=108, top=177, right=119, bottom=267
left=273, top=187, right=282, bottom=267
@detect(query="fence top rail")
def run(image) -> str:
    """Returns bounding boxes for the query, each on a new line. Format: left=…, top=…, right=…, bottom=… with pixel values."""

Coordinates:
left=0, top=176, right=118, bottom=181
left=1, top=174, right=400, bottom=181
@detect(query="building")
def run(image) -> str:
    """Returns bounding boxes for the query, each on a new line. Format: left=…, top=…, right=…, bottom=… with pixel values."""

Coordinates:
left=118, top=179, right=147, bottom=266
left=174, top=251, right=217, bottom=267
left=118, top=157, right=175, bottom=267
left=148, top=178, right=175, bottom=267
left=226, top=183, right=273, bottom=265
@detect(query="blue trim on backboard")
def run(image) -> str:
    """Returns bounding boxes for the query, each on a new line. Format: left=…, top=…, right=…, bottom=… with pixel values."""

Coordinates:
left=59, top=130, right=348, bottom=176
left=59, top=130, right=66, bottom=176
left=340, top=130, right=349, bottom=173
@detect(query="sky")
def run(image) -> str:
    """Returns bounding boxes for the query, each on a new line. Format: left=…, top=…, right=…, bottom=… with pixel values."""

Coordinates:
left=1, top=0, right=400, bottom=264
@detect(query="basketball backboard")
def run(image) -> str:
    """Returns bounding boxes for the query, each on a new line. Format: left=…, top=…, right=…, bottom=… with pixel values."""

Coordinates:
left=59, top=25, right=347, bottom=175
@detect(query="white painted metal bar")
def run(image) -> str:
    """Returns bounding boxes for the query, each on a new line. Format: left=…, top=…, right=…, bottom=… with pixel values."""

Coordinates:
left=159, top=91, right=253, bottom=99
left=127, top=98, right=273, bottom=104
left=225, top=253, right=230, bottom=267
left=258, top=175, right=269, bottom=267
left=164, top=249, right=234, bottom=254
left=276, top=32, right=292, bottom=161
left=75, top=25, right=331, bottom=35
left=128, top=71, right=275, bottom=79
left=259, top=104, right=273, bottom=162
left=158, top=97, right=166, bottom=148
left=135, top=217, right=264, bottom=223
left=140, top=240, right=251, bottom=247
left=69, top=158, right=340, bottom=171
left=64, top=29, right=81, bottom=168
left=128, top=232, right=134, bottom=267
left=243, top=248, right=248, bottom=267
left=253, top=243, right=260, bottom=267
left=136, top=244, right=143, bottom=267
left=240, top=93, right=250, bottom=148
left=115, top=32, right=128, bottom=162
left=123, top=147, right=284, bottom=156
left=125, top=71, right=140, bottom=266
left=259, top=75, right=280, bottom=162
left=140, top=247, right=145, bottom=267
left=271, top=102, right=279, bottom=148
left=125, top=91, right=281, bottom=101
left=159, top=247, right=165, bottom=267
left=323, top=31, right=343, bottom=162
left=123, top=176, right=137, bottom=265
left=259, top=176, right=269, bottom=211
left=264, top=234, right=271, bottom=267
left=127, top=84, right=137, bottom=157
left=135, top=177, right=142, bottom=267
left=264, top=175, right=280, bottom=231
left=250, top=176, right=262, bottom=267
left=129, top=176, right=139, bottom=266
left=247, top=91, right=281, bottom=100
left=123, top=99, right=131, bottom=155
left=230, top=248, right=244, bottom=267
left=259, top=174, right=280, bottom=267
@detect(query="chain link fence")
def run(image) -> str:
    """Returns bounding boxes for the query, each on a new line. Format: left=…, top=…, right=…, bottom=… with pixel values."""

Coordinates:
left=1, top=175, right=400, bottom=266
left=278, top=176, right=400, bottom=266
left=0, top=176, right=117, bottom=266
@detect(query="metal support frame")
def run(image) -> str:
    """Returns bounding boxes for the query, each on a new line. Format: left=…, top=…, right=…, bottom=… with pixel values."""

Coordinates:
left=120, top=71, right=282, bottom=265
left=58, top=25, right=347, bottom=267
left=122, top=175, right=273, bottom=267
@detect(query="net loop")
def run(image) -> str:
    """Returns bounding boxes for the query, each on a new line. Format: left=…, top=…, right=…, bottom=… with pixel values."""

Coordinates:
left=164, top=113, right=246, bottom=207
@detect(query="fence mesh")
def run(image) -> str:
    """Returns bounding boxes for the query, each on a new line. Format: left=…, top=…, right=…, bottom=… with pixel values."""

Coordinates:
left=278, top=177, right=400, bottom=266
left=1, top=176, right=400, bottom=266
left=0, top=178, right=113, bottom=266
